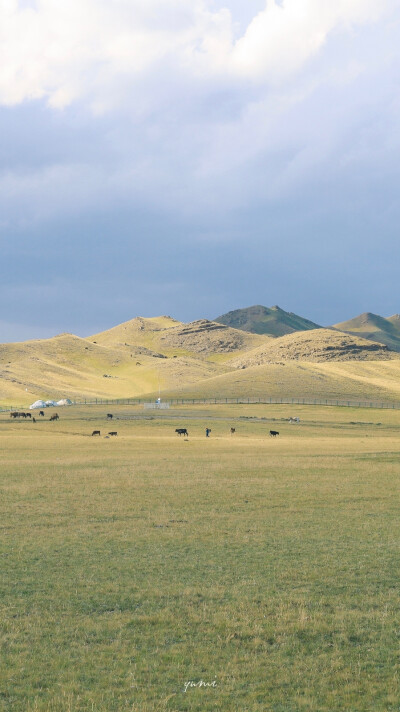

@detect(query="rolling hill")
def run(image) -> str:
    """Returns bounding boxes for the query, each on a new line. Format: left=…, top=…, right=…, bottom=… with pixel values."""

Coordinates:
left=1, top=311, right=400, bottom=407
left=0, top=330, right=232, bottom=406
left=156, top=319, right=268, bottom=357
left=215, top=304, right=321, bottom=336
left=161, top=359, right=400, bottom=403
left=228, top=328, right=396, bottom=368
left=333, top=312, right=400, bottom=352
left=89, top=315, right=181, bottom=352
left=0, top=318, right=268, bottom=406
left=91, top=317, right=268, bottom=360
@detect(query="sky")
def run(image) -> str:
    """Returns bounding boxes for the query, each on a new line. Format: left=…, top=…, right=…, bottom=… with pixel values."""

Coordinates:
left=1, top=0, right=400, bottom=341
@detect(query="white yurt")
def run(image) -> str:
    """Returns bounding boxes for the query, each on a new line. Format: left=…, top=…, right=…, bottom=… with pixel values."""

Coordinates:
left=29, top=400, right=47, bottom=409
left=56, top=399, right=73, bottom=406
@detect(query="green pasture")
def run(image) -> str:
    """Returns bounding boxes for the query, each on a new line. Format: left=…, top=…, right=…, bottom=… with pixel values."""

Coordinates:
left=0, top=404, right=399, bottom=711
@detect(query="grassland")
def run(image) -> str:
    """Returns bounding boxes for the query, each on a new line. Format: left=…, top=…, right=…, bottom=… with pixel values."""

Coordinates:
left=1, top=403, right=399, bottom=711
left=161, top=360, right=400, bottom=404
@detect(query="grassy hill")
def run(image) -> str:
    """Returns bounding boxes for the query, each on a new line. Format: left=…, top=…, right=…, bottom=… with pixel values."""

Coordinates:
left=215, top=304, right=321, bottom=336
left=155, top=319, right=268, bottom=358
left=1, top=314, right=400, bottom=408
left=91, top=317, right=267, bottom=360
left=0, top=330, right=231, bottom=407
left=228, top=328, right=396, bottom=367
left=89, top=315, right=181, bottom=351
left=0, top=318, right=267, bottom=407
left=334, top=312, right=400, bottom=352
left=160, top=359, right=400, bottom=403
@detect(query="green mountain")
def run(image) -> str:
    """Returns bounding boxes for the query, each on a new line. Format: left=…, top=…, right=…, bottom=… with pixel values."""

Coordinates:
left=333, top=313, right=400, bottom=352
left=214, top=305, right=321, bottom=337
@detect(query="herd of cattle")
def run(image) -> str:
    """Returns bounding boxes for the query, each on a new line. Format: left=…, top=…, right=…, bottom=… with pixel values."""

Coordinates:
left=10, top=410, right=45, bottom=418
left=7, top=410, right=286, bottom=438
left=174, top=427, right=279, bottom=438
left=10, top=410, right=56, bottom=423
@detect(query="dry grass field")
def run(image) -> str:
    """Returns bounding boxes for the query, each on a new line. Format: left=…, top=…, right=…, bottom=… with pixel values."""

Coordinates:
left=1, top=403, right=399, bottom=711
left=161, top=360, right=400, bottom=404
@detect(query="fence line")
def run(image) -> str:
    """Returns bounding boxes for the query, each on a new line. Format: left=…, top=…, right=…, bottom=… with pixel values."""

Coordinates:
left=2, top=396, right=400, bottom=412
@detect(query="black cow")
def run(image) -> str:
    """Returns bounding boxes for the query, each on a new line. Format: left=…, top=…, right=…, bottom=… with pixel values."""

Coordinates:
left=92, top=430, right=101, bottom=436
left=175, top=428, right=188, bottom=437
left=106, top=413, right=113, bottom=420
left=269, top=430, right=279, bottom=437
left=39, top=411, right=45, bottom=417
left=25, top=413, right=32, bottom=418
left=49, top=413, right=59, bottom=421
left=108, top=431, right=118, bottom=436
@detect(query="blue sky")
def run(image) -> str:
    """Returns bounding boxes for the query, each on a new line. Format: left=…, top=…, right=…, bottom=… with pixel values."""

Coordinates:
left=1, top=0, right=400, bottom=341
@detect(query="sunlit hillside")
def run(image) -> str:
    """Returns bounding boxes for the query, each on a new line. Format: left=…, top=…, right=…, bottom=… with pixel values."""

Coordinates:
left=0, top=330, right=230, bottom=407
left=90, top=317, right=268, bottom=360
left=89, top=315, right=181, bottom=351
left=2, top=315, right=400, bottom=408
left=229, top=328, right=396, bottom=367
left=161, top=359, right=400, bottom=404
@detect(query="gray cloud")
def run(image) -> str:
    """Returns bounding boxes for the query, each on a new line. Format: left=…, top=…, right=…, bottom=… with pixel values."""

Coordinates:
left=0, top=1, right=400, bottom=341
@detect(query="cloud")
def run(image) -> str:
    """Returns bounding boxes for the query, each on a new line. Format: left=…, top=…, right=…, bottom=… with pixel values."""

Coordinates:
left=1, top=0, right=400, bottom=338
left=0, top=0, right=394, bottom=110
left=0, top=0, right=232, bottom=109
left=231, top=0, right=389, bottom=81
left=1, top=1, right=397, bottom=219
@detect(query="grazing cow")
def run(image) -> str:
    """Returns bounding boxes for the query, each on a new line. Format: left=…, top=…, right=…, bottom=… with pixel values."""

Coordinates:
left=92, top=430, right=101, bottom=436
left=108, top=431, right=118, bottom=436
left=106, top=413, right=113, bottom=420
left=25, top=413, right=32, bottom=418
left=230, top=427, right=236, bottom=435
left=39, top=411, right=45, bottom=417
left=10, top=412, right=18, bottom=418
left=175, top=428, right=188, bottom=437
left=49, top=413, right=59, bottom=421
left=269, top=430, right=279, bottom=437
